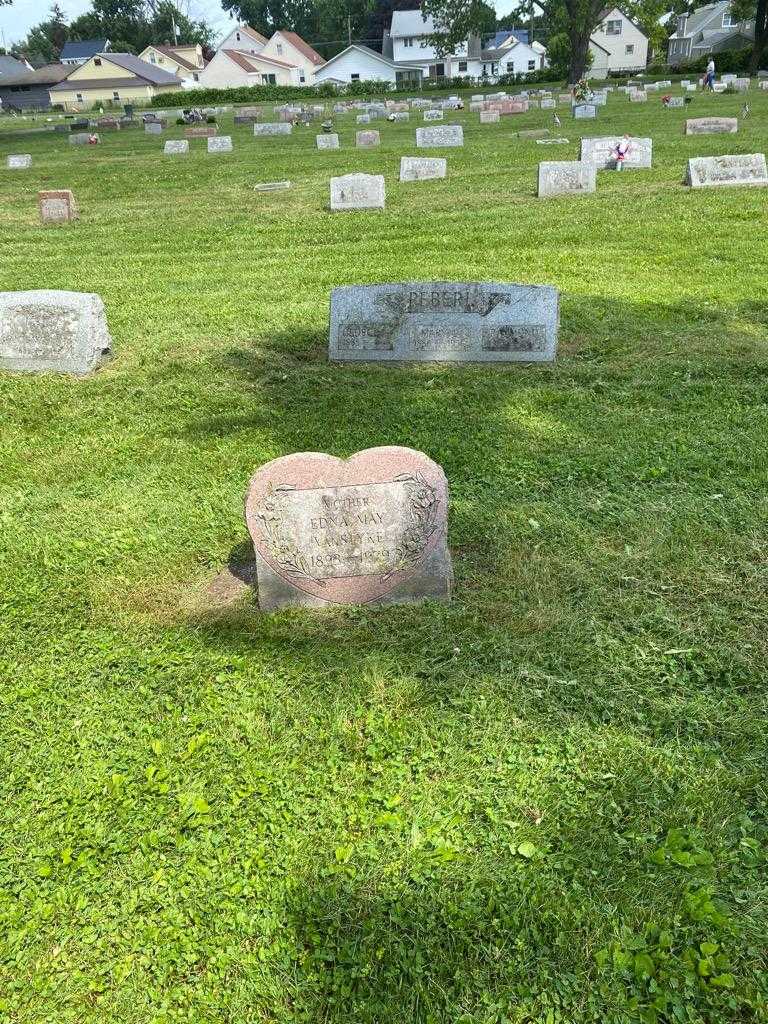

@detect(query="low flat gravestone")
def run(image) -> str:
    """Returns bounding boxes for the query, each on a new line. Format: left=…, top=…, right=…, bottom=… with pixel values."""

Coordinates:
left=580, top=136, right=652, bottom=169
left=144, top=121, right=163, bottom=135
left=329, top=282, right=558, bottom=363
left=734, top=78, right=750, bottom=90
left=38, top=189, right=78, bottom=225
left=0, top=290, right=111, bottom=374
left=423, top=109, right=444, bottom=121
left=480, top=110, right=500, bottom=123
left=666, top=97, right=685, bottom=108
left=685, top=117, right=738, bottom=135
left=400, top=157, right=447, bottom=182
left=254, top=123, right=291, bottom=136
left=391, top=112, right=410, bottom=122
left=356, top=130, right=380, bottom=147
left=234, top=114, right=258, bottom=125
left=330, top=173, right=385, bottom=211
left=516, top=129, right=550, bottom=139
left=208, top=135, right=233, bottom=153
left=630, top=92, right=648, bottom=102
left=244, top=446, right=452, bottom=610
left=541, top=98, right=556, bottom=109
left=7, top=155, right=32, bottom=169
left=185, top=125, right=217, bottom=138
left=317, top=133, right=339, bottom=149
left=254, top=180, right=291, bottom=192
left=573, top=103, right=597, bottom=119
left=164, top=140, right=189, bottom=155
left=416, top=125, right=463, bottom=148
left=685, top=153, right=768, bottom=188
left=538, top=160, right=596, bottom=198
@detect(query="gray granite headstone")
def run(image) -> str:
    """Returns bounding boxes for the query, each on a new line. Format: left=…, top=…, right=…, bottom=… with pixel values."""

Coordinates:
left=144, top=121, right=163, bottom=135
left=540, top=99, right=556, bottom=109
left=416, top=125, right=463, bottom=148
left=0, top=290, right=112, bottom=374
left=666, top=97, right=684, bottom=108
left=356, top=130, right=380, bottom=147
left=69, top=132, right=94, bottom=145
left=400, top=156, right=447, bottom=182
left=164, top=140, right=189, bottom=155
left=538, top=160, right=596, bottom=197
left=208, top=135, right=233, bottom=153
left=480, top=110, right=500, bottom=123
left=7, top=155, right=32, bottom=169
left=573, top=103, right=597, bottom=119
left=254, top=122, right=292, bottom=136
left=391, top=112, right=410, bottom=122
left=685, top=153, right=768, bottom=188
left=580, top=136, right=652, bottom=169
left=423, top=109, right=444, bottom=121
left=244, top=446, right=452, bottom=610
left=356, top=114, right=371, bottom=124
left=330, top=173, right=385, bottom=211
left=329, top=282, right=558, bottom=363
left=317, top=133, right=339, bottom=149
left=685, top=117, right=738, bottom=134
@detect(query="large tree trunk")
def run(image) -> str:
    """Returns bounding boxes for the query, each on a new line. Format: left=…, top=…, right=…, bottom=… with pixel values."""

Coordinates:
left=568, top=29, right=591, bottom=83
left=749, top=0, right=768, bottom=73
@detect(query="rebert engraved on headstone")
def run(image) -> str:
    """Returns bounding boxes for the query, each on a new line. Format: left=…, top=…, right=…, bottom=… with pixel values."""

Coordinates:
left=38, top=189, right=78, bottom=224
left=356, top=129, right=380, bottom=147
left=685, top=153, right=768, bottom=188
left=254, top=122, right=292, bottom=136
left=330, top=173, right=385, bottom=211
left=317, top=133, right=339, bottom=149
left=400, top=156, right=447, bottom=182
left=685, top=117, right=738, bottom=135
left=580, top=136, right=652, bottom=169
left=0, top=290, right=112, bottom=374
left=7, top=155, right=32, bottom=169
left=164, top=140, right=189, bottom=155
left=208, top=135, right=233, bottom=153
left=416, top=125, right=464, bottom=148
left=538, top=160, right=596, bottom=197
left=329, top=282, right=558, bottom=363
left=244, top=446, right=452, bottom=610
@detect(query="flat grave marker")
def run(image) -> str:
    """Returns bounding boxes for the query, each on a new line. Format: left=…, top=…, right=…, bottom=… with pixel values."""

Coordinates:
left=0, top=290, right=111, bottom=374
left=685, top=153, right=768, bottom=188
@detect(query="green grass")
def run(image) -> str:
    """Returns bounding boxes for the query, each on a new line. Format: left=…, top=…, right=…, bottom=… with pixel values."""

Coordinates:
left=0, top=88, right=767, bottom=1024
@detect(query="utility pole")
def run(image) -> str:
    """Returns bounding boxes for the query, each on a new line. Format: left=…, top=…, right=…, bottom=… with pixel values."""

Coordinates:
left=348, top=15, right=352, bottom=45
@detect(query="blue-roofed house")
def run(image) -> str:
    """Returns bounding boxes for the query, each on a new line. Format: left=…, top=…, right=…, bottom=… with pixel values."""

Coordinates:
left=60, top=39, right=112, bottom=66
left=485, top=29, right=531, bottom=48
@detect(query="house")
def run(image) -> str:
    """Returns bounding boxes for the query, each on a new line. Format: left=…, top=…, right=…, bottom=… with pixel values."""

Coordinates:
left=0, top=63, right=70, bottom=111
left=480, top=37, right=546, bottom=77
left=588, top=7, right=648, bottom=73
left=138, top=43, right=207, bottom=85
left=49, top=53, right=182, bottom=110
left=217, top=24, right=268, bottom=56
left=667, top=2, right=754, bottom=61
left=313, top=44, right=423, bottom=85
left=197, top=48, right=302, bottom=88
left=260, top=31, right=325, bottom=83
left=0, top=55, right=33, bottom=75
left=385, top=8, right=482, bottom=78
left=59, top=39, right=111, bottom=66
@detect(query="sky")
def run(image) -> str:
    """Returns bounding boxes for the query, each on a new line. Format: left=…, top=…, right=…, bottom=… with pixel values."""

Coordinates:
left=0, top=0, right=521, bottom=48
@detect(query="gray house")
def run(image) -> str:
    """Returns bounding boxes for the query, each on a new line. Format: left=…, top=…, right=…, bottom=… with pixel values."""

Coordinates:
left=60, top=39, right=111, bottom=65
left=0, top=63, right=71, bottom=111
left=667, top=2, right=754, bottom=61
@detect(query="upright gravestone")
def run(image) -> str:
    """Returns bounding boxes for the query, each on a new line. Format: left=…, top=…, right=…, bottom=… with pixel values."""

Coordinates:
left=144, top=121, right=163, bottom=135
left=538, top=160, right=596, bottom=197
left=399, top=157, right=447, bottom=182
left=0, top=291, right=112, bottom=374
left=573, top=103, right=597, bottom=119
left=164, top=140, right=189, bottom=155
left=685, top=117, right=738, bottom=134
left=630, top=91, right=648, bottom=103
left=356, top=114, right=371, bottom=124
left=541, top=98, right=556, bottom=109
left=666, top=97, right=685, bottom=108
left=185, top=124, right=217, bottom=138
left=208, top=135, right=233, bottom=153
left=685, top=153, right=768, bottom=188
left=330, top=173, right=385, bottom=211
left=416, top=126, right=464, bottom=148
left=254, top=123, right=292, bottom=136
left=329, top=282, right=558, bottom=363
left=38, top=190, right=78, bottom=225
left=7, top=155, right=32, bottom=169
left=356, top=130, right=380, bottom=147
left=244, top=446, right=453, bottom=610
left=480, top=110, right=500, bottom=123
left=423, top=109, right=444, bottom=121
left=317, top=133, right=339, bottom=149
left=69, top=133, right=95, bottom=145
left=391, top=111, right=410, bottom=122
left=580, top=136, right=652, bottom=169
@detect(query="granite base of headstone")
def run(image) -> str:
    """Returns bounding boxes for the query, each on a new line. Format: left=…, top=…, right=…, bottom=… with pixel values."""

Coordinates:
left=0, top=290, right=111, bottom=374
left=244, top=446, right=452, bottom=610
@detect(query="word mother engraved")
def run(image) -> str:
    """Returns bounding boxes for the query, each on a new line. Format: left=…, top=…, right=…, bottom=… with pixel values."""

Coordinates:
left=329, top=282, right=559, bottom=363
left=245, top=447, right=452, bottom=609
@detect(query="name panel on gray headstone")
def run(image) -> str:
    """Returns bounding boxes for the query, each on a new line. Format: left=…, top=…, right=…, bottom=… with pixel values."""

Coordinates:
left=0, top=290, right=112, bottom=374
left=400, top=157, right=447, bottom=182
left=329, top=282, right=558, bottom=363
left=572, top=103, right=597, bottom=119
left=685, top=153, right=768, bottom=188
left=7, top=154, right=32, bottom=169
left=164, top=140, right=189, bottom=155
left=580, top=136, right=652, bottom=169
left=317, top=133, right=339, bottom=149
left=416, top=125, right=463, bottom=148
left=254, top=122, right=292, bottom=136
left=330, top=173, right=385, bottom=211
left=208, top=135, right=233, bottom=153
left=356, top=130, right=380, bottom=147
left=685, top=117, right=738, bottom=134
left=538, top=160, right=596, bottom=197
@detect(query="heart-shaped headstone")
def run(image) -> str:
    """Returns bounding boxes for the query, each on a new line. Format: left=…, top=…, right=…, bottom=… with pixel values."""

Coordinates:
left=245, top=446, right=451, bottom=608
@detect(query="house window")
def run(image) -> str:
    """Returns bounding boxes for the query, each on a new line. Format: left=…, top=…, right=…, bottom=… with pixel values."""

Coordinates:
left=149, top=53, right=156, bottom=63
left=261, top=73, right=276, bottom=84
left=113, top=91, right=119, bottom=101
left=403, top=37, right=413, bottom=47
left=276, top=43, right=283, bottom=55
left=299, top=70, right=306, bottom=82
left=605, top=19, right=622, bottom=34
left=722, top=9, right=736, bottom=25
left=625, top=43, right=634, bottom=54
left=236, top=31, right=241, bottom=40
left=528, top=59, right=535, bottom=69
left=76, top=92, right=83, bottom=102
left=506, top=61, right=515, bottom=73
left=458, top=60, right=467, bottom=72
left=94, top=57, right=102, bottom=65
left=351, top=73, right=360, bottom=80
left=193, top=72, right=199, bottom=81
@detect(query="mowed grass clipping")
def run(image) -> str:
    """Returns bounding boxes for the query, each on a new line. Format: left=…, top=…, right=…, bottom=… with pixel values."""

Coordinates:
left=0, top=88, right=767, bottom=1024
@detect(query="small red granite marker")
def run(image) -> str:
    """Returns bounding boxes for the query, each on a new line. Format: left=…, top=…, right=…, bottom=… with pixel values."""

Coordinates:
left=38, top=190, right=79, bottom=225
left=245, top=446, right=452, bottom=610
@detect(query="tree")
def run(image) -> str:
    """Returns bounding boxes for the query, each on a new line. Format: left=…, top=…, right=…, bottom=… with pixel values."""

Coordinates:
left=731, top=0, right=768, bottom=72
left=14, top=4, right=68, bottom=64
left=149, top=0, right=215, bottom=46
left=623, top=0, right=672, bottom=60
left=420, top=0, right=497, bottom=54
left=221, top=0, right=376, bottom=56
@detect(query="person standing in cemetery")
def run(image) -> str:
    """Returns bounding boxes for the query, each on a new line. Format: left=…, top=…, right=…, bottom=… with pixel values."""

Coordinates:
left=703, top=57, right=716, bottom=91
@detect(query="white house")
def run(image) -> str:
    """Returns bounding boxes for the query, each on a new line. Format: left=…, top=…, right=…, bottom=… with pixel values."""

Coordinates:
left=313, top=44, right=423, bottom=85
left=260, top=30, right=325, bottom=83
left=667, top=2, right=754, bottom=61
left=480, top=37, right=547, bottom=77
left=197, top=48, right=302, bottom=88
left=217, top=24, right=268, bottom=56
left=137, top=44, right=206, bottom=85
left=589, top=7, right=648, bottom=73
left=386, top=9, right=481, bottom=79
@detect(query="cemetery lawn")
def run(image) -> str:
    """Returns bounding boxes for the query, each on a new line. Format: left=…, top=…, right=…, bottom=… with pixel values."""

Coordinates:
left=1, top=89, right=767, bottom=1024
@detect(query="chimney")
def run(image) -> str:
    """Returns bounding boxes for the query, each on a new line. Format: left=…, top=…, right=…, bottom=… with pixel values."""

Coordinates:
left=677, top=12, right=688, bottom=35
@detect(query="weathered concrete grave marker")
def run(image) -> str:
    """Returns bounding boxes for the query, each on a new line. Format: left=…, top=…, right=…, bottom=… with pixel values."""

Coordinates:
left=245, top=446, right=452, bottom=610
left=423, top=109, right=444, bottom=121
left=0, top=290, right=111, bottom=374
left=254, top=123, right=292, bottom=136
left=685, top=153, right=768, bottom=188
left=7, top=155, right=32, bottom=169
left=480, top=110, right=500, bottom=123
left=400, top=156, right=447, bottom=181
left=538, top=160, right=596, bottom=197
left=329, top=282, right=558, bottom=363
left=208, top=135, right=233, bottom=153
left=356, top=130, right=380, bottom=147
left=254, top=180, right=291, bottom=192
left=330, top=173, right=385, bottom=211
left=416, top=125, right=463, bottom=148
left=317, top=133, right=339, bottom=149
left=38, top=189, right=78, bottom=224
left=164, top=140, right=189, bottom=155
left=685, top=117, right=738, bottom=134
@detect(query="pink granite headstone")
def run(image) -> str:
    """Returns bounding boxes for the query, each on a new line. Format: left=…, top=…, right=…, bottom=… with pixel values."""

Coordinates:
left=245, top=446, right=452, bottom=610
